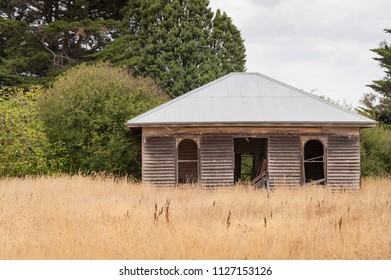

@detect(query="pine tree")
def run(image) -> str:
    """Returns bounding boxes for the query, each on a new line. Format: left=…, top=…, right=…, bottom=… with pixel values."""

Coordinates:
left=360, top=29, right=391, bottom=124
left=210, top=9, right=246, bottom=76
left=0, top=0, right=126, bottom=86
left=100, top=0, right=246, bottom=97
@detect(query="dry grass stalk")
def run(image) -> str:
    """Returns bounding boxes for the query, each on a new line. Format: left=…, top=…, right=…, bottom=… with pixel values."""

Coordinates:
left=226, top=210, right=231, bottom=229
left=338, top=216, right=343, bottom=231
left=153, top=202, right=163, bottom=222
left=165, top=199, right=170, bottom=224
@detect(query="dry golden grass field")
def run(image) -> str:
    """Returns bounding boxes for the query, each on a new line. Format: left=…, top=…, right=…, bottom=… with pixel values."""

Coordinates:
left=0, top=176, right=390, bottom=260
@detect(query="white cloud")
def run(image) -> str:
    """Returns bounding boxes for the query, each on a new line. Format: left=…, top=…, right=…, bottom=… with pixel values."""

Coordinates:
left=209, top=0, right=391, bottom=107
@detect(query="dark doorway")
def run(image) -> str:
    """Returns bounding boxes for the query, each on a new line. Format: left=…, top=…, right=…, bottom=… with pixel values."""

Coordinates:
left=177, top=139, right=198, bottom=183
left=303, top=139, right=325, bottom=184
left=234, top=138, right=268, bottom=183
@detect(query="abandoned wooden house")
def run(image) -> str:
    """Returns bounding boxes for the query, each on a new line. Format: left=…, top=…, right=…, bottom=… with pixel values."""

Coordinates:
left=126, top=72, right=376, bottom=188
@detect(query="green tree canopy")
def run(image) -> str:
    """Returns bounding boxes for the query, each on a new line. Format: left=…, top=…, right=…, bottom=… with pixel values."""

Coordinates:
left=359, top=29, right=391, bottom=124
left=99, top=0, right=246, bottom=97
left=39, top=63, right=168, bottom=177
left=0, top=0, right=125, bottom=86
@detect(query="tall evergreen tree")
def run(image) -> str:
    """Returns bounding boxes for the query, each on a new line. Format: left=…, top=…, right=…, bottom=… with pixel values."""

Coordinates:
left=0, top=0, right=126, bottom=86
left=360, top=29, right=391, bottom=124
left=210, top=9, right=246, bottom=76
left=99, top=0, right=246, bottom=97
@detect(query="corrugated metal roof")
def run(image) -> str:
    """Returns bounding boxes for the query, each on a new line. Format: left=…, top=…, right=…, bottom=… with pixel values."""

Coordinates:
left=126, top=72, right=377, bottom=127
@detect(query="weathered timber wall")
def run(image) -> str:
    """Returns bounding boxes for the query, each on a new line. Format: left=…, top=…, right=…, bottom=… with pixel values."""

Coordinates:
left=268, top=134, right=301, bottom=187
left=201, top=135, right=234, bottom=186
left=327, top=134, right=360, bottom=188
left=141, top=127, right=361, bottom=188
left=142, top=126, right=360, bottom=137
left=142, top=136, right=176, bottom=184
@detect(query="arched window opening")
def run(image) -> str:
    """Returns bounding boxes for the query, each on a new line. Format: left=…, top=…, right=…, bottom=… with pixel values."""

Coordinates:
left=177, top=139, right=199, bottom=184
left=304, top=139, right=325, bottom=184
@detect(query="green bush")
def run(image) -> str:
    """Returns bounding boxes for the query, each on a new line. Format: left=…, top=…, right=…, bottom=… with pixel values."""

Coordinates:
left=0, top=87, right=62, bottom=176
left=361, top=125, right=391, bottom=177
left=39, top=63, right=168, bottom=177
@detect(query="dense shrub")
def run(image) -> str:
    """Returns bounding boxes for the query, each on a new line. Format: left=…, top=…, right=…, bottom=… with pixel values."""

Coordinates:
left=361, top=125, right=391, bottom=177
left=39, top=63, right=168, bottom=177
left=0, top=87, right=64, bottom=176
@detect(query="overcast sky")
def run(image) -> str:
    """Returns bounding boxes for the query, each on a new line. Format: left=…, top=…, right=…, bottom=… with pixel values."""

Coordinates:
left=209, top=0, right=390, bottom=107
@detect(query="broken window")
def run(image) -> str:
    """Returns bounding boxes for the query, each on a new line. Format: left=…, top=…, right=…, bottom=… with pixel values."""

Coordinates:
left=303, top=139, right=326, bottom=184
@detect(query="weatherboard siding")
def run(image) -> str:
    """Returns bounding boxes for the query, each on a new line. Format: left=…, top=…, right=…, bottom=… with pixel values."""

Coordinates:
left=268, top=134, right=302, bottom=187
left=142, top=136, right=176, bottom=184
left=200, top=135, right=234, bottom=186
left=327, top=133, right=360, bottom=188
left=141, top=127, right=363, bottom=188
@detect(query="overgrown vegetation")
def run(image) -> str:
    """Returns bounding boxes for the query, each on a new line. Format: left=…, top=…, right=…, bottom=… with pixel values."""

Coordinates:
left=0, top=87, right=64, bottom=176
left=0, top=176, right=390, bottom=259
left=39, top=63, right=168, bottom=177
left=360, top=125, right=391, bottom=177
left=0, top=63, right=167, bottom=178
left=358, top=28, right=391, bottom=177
left=0, top=0, right=246, bottom=178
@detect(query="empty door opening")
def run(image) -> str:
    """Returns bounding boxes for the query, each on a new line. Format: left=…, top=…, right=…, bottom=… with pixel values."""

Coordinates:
left=234, top=138, right=268, bottom=183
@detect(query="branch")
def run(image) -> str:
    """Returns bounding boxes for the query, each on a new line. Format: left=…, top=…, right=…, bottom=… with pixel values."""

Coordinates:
left=39, top=37, right=76, bottom=69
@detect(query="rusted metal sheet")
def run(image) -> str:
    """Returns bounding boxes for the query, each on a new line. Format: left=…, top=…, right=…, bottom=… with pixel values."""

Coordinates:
left=200, top=135, right=234, bottom=186
left=142, top=136, right=176, bottom=184
left=327, top=134, right=360, bottom=188
left=268, top=135, right=301, bottom=187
